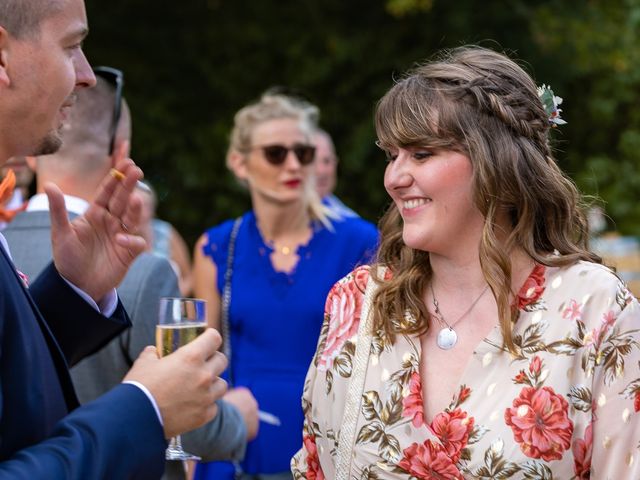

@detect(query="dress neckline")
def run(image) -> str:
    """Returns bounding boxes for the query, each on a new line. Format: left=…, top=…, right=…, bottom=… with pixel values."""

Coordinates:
left=247, top=211, right=323, bottom=280
left=414, top=262, right=549, bottom=426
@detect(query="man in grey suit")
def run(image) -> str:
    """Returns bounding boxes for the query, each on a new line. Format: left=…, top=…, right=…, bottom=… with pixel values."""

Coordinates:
left=4, top=72, right=257, bottom=480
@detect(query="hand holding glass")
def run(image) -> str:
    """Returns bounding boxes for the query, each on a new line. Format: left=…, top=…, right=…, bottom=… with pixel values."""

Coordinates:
left=156, top=297, right=207, bottom=461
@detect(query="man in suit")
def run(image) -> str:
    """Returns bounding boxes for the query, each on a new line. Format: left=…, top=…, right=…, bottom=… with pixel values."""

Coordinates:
left=5, top=73, right=254, bottom=479
left=0, top=0, right=228, bottom=477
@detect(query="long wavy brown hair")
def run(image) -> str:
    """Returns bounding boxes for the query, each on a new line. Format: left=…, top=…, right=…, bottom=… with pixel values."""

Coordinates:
left=370, top=46, right=601, bottom=352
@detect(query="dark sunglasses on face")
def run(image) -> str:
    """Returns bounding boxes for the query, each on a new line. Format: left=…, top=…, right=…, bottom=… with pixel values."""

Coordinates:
left=253, top=144, right=316, bottom=166
left=92, top=66, right=124, bottom=155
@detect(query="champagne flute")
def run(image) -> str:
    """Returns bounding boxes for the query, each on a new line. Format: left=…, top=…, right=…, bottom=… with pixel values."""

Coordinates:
left=156, top=297, right=207, bottom=461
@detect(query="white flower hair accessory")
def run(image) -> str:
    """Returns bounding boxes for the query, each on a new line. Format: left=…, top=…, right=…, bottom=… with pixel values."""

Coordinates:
left=537, top=84, right=567, bottom=126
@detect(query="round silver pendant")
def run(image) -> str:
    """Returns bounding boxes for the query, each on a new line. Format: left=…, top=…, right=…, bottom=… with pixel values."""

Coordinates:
left=436, top=327, right=458, bottom=350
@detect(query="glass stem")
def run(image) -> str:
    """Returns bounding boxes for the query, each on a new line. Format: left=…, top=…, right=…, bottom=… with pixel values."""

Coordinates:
left=169, top=435, right=184, bottom=454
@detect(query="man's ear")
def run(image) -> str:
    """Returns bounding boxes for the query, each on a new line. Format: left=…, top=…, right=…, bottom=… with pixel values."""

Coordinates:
left=228, top=150, right=248, bottom=180
left=0, top=27, right=11, bottom=88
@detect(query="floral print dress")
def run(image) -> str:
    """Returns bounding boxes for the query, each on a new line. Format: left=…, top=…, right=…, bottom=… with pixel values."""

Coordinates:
left=291, top=261, right=640, bottom=479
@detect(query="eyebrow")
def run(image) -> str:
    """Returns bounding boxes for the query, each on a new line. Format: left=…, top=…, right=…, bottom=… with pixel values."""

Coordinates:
left=62, top=25, right=89, bottom=43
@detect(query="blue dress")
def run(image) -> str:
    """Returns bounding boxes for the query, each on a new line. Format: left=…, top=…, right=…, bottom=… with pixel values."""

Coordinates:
left=194, top=211, right=379, bottom=478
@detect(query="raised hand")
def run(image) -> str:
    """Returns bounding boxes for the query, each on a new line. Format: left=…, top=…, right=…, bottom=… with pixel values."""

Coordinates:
left=47, top=157, right=147, bottom=302
left=124, top=328, right=228, bottom=439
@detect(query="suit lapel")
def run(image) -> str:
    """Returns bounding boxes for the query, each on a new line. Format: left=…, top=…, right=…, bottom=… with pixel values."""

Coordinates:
left=0, top=241, right=80, bottom=410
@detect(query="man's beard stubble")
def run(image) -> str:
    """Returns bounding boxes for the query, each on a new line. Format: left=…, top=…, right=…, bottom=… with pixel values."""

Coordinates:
left=34, top=129, right=63, bottom=156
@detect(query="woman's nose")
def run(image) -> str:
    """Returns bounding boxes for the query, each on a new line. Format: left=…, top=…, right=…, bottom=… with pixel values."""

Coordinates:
left=384, top=154, right=413, bottom=191
left=283, top=149, right=302, bottom=169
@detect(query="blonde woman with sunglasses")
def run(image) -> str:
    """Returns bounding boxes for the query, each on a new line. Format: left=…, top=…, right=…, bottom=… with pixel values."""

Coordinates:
left=193, top=92, right=379, bottom=480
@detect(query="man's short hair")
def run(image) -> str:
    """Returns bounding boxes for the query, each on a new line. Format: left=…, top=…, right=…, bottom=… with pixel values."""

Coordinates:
left=63, top=76, right=131, bottom=154
left=0, top=0, right=62, bottom=39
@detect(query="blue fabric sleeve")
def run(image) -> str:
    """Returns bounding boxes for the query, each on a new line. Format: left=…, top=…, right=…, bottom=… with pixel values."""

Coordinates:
left=0, top=384, right=166, bottom=479
left=200, top=218, right=238, bottom=270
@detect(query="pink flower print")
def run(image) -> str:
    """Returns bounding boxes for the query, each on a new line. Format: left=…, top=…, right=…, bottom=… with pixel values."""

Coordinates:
left=398, top=440, right=464, bottom=479
left=590, top=310, right=617, bottom=348
left=302, top=434, right=325, bottom=480
left=514, top=370, right=527, bottom=384
left=402, top=372, right=425, bottom=428
left=317, top=267, right=369, bottom=371
left=430, top=409, right=475, bottom=463
left=562, top=300, right=583, bottom=322
left=383, top=268, right=394, bottom=281
left=516, top=264, right=546, bottom=310
left=572, top=424, right=593, bottom=480
left=504, top=386, right=574, bottom=461
left=634, top=391, right=640, bottom=413
left=598, top=310, right=616, bottom=340
left=601, top=310, right=616, bottom=328
left=529, top=356, right=542, bottom=376
left=457, top=386, right=471, bottom=404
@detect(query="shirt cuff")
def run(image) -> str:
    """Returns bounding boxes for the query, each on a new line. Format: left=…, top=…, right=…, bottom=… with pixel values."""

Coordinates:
left=62, top=276, right=118, bottom=317
left=122, top=380, right=164, bottom=427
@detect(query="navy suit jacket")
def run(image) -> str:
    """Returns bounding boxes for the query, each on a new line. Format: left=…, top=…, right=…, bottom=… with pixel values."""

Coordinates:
left=4, top=209, right=248, bottom=479
left=0, top=244, right=166, bottom=478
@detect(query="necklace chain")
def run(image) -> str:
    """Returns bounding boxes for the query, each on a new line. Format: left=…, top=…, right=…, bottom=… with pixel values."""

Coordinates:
left=430, top=282, right=489, bottom=331
left=257, top=218, right=309, bottom=256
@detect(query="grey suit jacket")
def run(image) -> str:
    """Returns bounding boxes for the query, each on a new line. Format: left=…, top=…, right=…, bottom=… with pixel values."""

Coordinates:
left=4, top=210, right=246, bottom=479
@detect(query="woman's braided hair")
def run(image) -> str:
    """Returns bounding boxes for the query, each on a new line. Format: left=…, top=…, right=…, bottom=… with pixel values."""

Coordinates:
left=371, top=46, right=600, bottom=352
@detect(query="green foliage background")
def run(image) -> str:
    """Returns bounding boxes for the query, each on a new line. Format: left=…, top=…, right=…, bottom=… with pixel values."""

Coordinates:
left=83, top=0, right=640, bottom=248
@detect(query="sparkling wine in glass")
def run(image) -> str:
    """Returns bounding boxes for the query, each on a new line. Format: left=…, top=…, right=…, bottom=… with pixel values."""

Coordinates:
left=156, top=297, right=207, bottom=461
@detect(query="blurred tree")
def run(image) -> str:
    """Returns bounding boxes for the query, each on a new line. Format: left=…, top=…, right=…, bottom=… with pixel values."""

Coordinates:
left=82, top=0, right=640, bottom=246
left=530, top=0, right=640, bottom=234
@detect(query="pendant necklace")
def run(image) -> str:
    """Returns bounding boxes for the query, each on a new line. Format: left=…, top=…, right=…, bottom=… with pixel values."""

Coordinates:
left=429, top=282, right=490, bottom=350
left=273, top=244, right=292, bottom=255
left=265, top=238, right=293, bottom=255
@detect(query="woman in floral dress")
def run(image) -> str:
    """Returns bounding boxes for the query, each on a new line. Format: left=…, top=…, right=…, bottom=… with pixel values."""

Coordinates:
left=292, top=46, right=640, bottom=479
